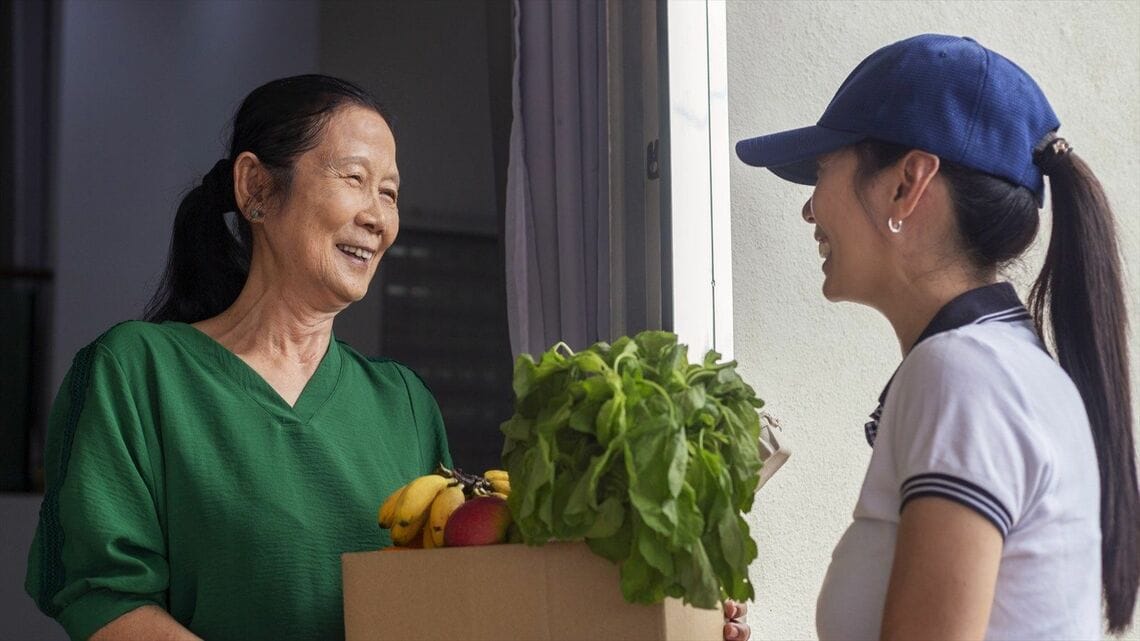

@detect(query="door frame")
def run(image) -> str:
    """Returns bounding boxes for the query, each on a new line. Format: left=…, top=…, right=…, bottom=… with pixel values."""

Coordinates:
left=662, top=0, right=734, bottom=360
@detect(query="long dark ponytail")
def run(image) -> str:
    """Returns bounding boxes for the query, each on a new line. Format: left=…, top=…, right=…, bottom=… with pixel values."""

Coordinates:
left=1028, top=139, right=1138, bottom=633
left=143, top=74, right=389, bottom=323
left=855, top=138, right=1138, bottom=633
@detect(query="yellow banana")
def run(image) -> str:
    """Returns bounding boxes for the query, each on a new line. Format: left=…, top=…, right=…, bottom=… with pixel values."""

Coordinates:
left=422, top=522, right=437, bottom=549
left=390, top=513, right=424, bottom=546
left=484, top=469, right=509, bottom=482
left=378, top=484, right=407, bottom=529
left=429, top=483, right=467, bottom=547
left=489, top=478, right=511, bottom=496
left=491, top=491, right=509, bottom=500
left=390, top=474, right=451, bottom=545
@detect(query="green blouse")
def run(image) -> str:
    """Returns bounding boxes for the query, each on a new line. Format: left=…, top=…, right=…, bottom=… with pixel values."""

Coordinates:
left=26, top=321, right=452, bottom=640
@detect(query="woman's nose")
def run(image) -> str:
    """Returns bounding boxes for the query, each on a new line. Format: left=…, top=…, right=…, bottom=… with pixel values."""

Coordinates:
left=802, top=197, right=816, bottom=223
left=356, top=204, right=385, bottom=234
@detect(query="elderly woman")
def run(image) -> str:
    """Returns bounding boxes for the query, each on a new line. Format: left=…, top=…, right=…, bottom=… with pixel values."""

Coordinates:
left=26, top=74, right=751, bottom=641
left=25, top=75, right=449, bottom=640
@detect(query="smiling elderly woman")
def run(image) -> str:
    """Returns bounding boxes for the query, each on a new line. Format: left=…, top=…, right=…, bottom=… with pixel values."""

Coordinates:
left=24, top=75, right=452, bottom=641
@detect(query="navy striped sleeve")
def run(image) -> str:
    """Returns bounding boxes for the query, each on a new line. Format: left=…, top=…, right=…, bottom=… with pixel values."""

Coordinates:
left=900, top=472, right=1013, bottom=538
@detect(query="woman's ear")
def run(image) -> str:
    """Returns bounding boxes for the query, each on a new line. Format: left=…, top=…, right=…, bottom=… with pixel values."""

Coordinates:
left=233, top=151, right=269, bottom=220
left=890, top=150, right=941, bottom=224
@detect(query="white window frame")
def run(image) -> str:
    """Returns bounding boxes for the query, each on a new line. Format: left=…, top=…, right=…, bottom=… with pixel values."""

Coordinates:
left=664, top=0, right=734, bottom=360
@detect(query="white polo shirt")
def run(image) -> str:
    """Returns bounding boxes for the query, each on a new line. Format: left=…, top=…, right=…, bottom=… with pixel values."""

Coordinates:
left=816, top=283, right=1101, bottom=640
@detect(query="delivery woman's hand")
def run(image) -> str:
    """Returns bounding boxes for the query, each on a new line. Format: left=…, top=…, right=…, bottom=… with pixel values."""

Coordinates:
left=724, top=600, right=750, bottom=640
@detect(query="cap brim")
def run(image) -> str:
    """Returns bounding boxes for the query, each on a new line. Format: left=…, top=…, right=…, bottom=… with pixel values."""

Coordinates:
left=735, top=126, right=866, bottom=185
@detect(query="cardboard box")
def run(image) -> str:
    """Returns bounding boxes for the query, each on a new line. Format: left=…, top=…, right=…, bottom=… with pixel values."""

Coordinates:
left=343, top=541, right=724, bottom=640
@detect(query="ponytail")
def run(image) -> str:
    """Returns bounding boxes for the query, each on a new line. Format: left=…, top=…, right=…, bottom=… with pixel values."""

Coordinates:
left=142, top=159, right=252, bottom=323
left=1028, top=137, right=1139, bottom=633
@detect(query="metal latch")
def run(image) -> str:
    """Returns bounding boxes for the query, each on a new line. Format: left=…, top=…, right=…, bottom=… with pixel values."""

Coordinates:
left=757, top=411, right=790, bottom=489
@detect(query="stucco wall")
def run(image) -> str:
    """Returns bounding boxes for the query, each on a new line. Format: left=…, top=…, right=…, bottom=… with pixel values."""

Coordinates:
left=727, top=1, right=1140, bottom=639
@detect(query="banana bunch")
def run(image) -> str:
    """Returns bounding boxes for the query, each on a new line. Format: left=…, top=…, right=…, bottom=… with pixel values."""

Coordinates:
left=483, top=469, right=510, bottom=498
left=377, top=464, right=511, bottom=549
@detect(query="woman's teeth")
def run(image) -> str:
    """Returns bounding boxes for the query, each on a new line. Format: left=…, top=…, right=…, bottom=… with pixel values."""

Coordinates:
left=337, top=244, right=374, bottom=260
left=818, top=240, right=831, bottom=259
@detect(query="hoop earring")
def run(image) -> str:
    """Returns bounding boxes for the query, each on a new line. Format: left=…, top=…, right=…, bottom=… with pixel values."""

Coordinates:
left=888, top=217, right=902, bottom=233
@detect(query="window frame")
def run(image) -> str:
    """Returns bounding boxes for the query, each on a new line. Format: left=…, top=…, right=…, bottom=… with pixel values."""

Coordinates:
left=662, top=0, right=734, bottom=360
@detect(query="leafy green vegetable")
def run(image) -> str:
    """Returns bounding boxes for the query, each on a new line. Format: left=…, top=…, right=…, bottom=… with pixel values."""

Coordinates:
left=500, top=331, right=765, bottom=609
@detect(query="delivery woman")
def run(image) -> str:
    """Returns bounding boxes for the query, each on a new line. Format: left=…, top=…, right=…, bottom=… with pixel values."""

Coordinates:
left=736, top=34, right=1137, bottom=638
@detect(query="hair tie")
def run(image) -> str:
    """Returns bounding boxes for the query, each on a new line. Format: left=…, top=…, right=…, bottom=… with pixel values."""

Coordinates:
left=1033, top=132, right=1073, bottom=174
left=202, top=158, right=238, bottom=212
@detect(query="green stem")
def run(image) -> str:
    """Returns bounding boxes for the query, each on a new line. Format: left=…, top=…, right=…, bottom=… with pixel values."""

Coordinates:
left=612, top=352, right=635, bottom=374
left=640, top=379, right=676, bottom=423
left=686, top=368, right=716, bottom=386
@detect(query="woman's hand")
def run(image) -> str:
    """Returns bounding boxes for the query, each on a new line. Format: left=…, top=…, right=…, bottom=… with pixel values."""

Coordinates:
left=724, top=599, right=750, bottom=640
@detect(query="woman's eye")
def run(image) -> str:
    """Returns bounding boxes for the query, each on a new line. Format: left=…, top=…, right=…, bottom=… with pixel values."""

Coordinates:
left=381, top=189, right=398, bottom=203
left=346, top=174, right=364, bottom=185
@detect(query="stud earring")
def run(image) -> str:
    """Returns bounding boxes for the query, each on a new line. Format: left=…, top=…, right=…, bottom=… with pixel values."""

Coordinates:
left=248, top=208, right=264, bottom=222
left=888, top=217, right=902, bottom=233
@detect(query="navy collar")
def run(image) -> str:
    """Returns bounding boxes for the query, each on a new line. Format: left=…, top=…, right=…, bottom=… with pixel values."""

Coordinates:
left=864, top=282, right=1033, bottom=447
left=910, top=282, right=1030, bottom=349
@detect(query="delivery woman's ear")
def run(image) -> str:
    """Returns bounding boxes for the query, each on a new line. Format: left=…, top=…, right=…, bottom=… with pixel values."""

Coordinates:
left=888, top=150, right=941, bottom=226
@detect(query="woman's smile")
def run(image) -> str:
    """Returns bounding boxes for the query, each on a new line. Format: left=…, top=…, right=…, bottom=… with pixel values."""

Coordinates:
left=336, top=242, right=376, bottom=266
left=816, top=230, right=831, bottom=262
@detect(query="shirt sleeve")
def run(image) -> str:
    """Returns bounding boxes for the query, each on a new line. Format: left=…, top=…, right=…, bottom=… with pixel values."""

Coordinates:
left=393, top=363, right=453, bottom=473
left=26, top=341, right=169, bottom=640
left=884, top=333, right=1054, bottom=539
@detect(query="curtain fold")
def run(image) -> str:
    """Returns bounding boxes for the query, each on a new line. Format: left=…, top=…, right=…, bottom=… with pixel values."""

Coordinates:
left=505, top=0, right=610, bottom=358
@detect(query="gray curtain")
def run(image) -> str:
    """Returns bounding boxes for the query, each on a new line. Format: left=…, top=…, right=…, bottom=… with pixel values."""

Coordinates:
left=505, top=0, right=610, bottom=358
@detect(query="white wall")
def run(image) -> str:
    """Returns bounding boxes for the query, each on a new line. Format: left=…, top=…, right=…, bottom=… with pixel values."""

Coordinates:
left=726, top=1, right=1140, bottom=639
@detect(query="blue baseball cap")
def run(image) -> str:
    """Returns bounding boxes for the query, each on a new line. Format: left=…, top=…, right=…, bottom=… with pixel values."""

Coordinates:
left=735, top=34, right=1060, bottom=203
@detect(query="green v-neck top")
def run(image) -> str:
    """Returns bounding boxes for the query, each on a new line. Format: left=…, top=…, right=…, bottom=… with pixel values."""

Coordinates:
left=26, top=320, right=452, bottom=640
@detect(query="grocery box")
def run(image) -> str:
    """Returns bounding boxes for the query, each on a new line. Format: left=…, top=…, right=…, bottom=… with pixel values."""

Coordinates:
left=342, top=541, right=724, bottom=641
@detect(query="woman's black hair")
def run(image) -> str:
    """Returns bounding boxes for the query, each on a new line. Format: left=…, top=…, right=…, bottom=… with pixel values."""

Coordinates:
left=142, top=74, right=390, bottom=323
left=854, top=139, right=1138, bottom=633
